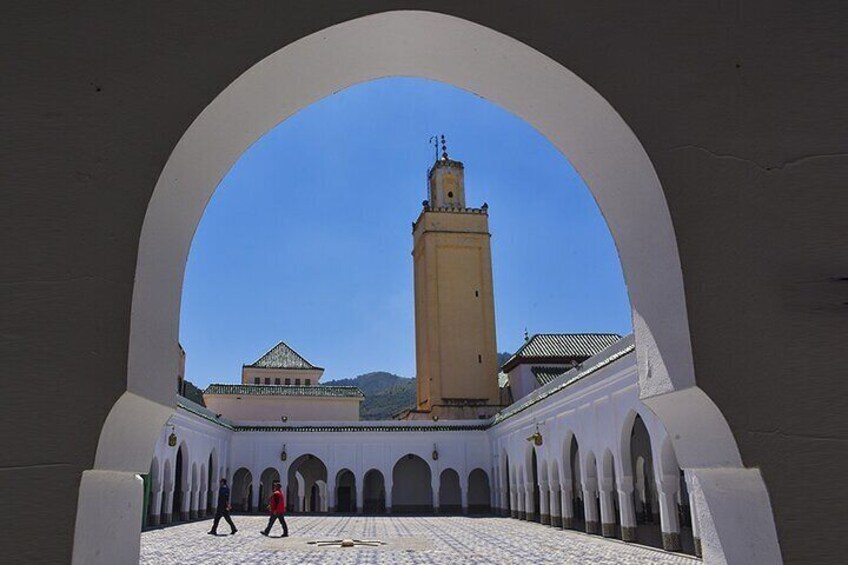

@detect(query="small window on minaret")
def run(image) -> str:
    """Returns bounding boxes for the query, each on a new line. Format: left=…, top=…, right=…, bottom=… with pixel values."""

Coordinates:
left=254, top=377, right=260, bottom=384
left=448, top=191, right=454, bottom=198
left=475, top=290, right=479, bottom=297
left=478, top=354, right=482, bottom=363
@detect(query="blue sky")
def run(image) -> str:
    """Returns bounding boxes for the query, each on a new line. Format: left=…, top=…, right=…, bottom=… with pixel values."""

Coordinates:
left=180, top=78, right=631, bottom=387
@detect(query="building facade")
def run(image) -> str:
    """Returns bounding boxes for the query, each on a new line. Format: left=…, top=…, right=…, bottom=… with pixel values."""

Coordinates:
left=203, top=341, right=364, bottom=422
left=148, top=335, right=701, bottom=557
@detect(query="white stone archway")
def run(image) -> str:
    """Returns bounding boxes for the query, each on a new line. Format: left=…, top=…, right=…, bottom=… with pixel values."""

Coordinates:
left=73, top=10, right=781, bottom=565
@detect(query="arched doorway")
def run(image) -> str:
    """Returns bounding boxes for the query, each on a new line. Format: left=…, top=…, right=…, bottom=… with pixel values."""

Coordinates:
left=569, top=435, right=583, bottom=530
left=160, top=459, right=172, bottom=524
left=172, top=444, right=188, bottom=522
left=206, top=451, right=217, bottom=515
left=362, top=469, right=386, bottom=514
left=147, top=458, right=160, bottom=527
left=392, top=454, right=433, bottom=513
left=286, top=454, right=327, bottom=513
left=259, top=467, right=280, bottom=513
left=231, top=468, right=253, bottom=512
left=335, top=469, right=356, bottom=513
left=584, top=452, right=600, bottom=535
left=467, top=468, right=491, bottom=514
left=530, top=449, right=541, bottom=522
left=630, top=415, right=659, bottom=546
left=438, top=469, right=462, bottom=514
left=74, top=11, right=781, bottom=564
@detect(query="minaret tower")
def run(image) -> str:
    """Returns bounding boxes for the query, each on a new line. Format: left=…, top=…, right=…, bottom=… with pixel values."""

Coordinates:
left=410, top=137, right=500, bottom=419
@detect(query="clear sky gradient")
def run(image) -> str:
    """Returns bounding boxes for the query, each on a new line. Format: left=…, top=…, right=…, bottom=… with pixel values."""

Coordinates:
left=180, top=78, right=631, bottom=387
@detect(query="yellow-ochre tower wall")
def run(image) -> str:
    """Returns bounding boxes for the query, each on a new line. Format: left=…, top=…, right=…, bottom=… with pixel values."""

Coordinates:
left=410, top=155, right=500, bottom=419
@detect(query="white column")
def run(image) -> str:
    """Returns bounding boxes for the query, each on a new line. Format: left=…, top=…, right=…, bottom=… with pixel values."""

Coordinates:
left=210, top=487, right=219, bottom=511
left=179, top=486, right=191, bottom=521
left=385, top=479, right=393, bottom=514
left=582, top=478, right=599, bottom=534
left=686, top=473, right=702, bottom=557
left=356, top=482, right=364, bottom=514
left=460, top=478, right=469, bottom=514
left=549, top=481, right=561, bottom=527
left=189, top=487, right=198, bottom=520
left=199, top=485, right=208, bottom=518
left=162, top=487, right=174, bottom=524
left=523, top=483, right=534, bottom=521
left=250, top=482, right=260, bottom=514
left=149, top=488, right=162, bottom=526
left=516, top=484, right=525, bottom=519
left=657, top=477, right=681, bottom=551
left=560, top=483, right=574, bottom=529
left=539, top=480, right=550, bottom=524
left=431, top=476, right=440, bottom=514
left=599, top=478, right=616, bottom=537
left=617, top=476, right=637, bottom=542
left=326, top=475, right=336, bottom=513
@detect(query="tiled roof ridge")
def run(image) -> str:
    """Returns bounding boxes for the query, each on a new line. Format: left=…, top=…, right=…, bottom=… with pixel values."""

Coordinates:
left=245, top=340, right=323, bottom=370
left=502, top=333, right=624, bottom=370
left=204, top=383, right=364, bottom=398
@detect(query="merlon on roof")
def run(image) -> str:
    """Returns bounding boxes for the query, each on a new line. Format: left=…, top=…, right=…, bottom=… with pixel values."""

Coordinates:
left=244, top=341, right=322, bottom=370
left=204, top=384, right=363, bottom=399
left=502, top=333, right=623, bottom=372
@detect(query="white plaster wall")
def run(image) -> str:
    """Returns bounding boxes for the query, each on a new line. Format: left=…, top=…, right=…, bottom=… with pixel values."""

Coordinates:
left=203, top=395, right=361, bottom=421
left=148, top=400, right=233, bottom=520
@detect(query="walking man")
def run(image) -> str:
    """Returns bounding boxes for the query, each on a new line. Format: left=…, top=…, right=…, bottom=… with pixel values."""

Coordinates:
left=208, top=478, right=238, bottom=535
left=261, top=481, right=288, bottom=537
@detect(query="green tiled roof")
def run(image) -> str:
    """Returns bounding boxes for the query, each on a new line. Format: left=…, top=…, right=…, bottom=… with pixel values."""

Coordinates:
left=531, top=366, right=567, bottom=386
left=245, top=341, right=322, bottom=370
left=492, top=342, right=635, bottom=426
left=204, top=383, right=363, bottom=398
left=502, top=333, right=622, bottom=372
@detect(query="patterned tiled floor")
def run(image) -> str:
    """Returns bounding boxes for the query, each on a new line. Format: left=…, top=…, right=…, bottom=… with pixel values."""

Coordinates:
left=141, top=515, right=700, bottom=564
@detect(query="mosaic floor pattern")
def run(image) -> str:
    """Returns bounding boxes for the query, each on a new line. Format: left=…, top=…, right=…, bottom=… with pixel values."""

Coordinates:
left=141, top=515, right=701, bottom=564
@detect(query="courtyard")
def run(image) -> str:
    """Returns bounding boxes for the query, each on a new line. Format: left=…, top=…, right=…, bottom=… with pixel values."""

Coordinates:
left=140, top=515, right=700, bottom=564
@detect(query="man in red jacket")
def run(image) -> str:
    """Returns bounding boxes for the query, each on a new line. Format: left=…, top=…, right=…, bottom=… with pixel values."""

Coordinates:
left=261, top=481, right=288, bottom=537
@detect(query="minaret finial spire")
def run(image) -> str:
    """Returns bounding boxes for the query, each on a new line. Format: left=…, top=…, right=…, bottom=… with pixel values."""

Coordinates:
left=441, top=134, right=448, bottom=160
left=429, top=135, right=439, bottom=162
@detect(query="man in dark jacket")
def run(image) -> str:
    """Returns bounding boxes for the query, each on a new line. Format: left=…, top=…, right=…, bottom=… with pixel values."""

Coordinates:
left=208, top=478, right=238, bottom=535
left=260, top=481, right=288, bottom=537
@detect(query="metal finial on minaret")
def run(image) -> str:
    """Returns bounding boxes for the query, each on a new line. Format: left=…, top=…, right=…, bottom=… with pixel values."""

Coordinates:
left=429, top=135, right=439, bottom=162
left=524, top=327, right=529, bottom=342
left=441, top=134, right=448, bottom=160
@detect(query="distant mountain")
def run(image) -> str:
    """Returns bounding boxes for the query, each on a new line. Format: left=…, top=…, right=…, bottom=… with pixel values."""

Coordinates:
left=497, top=351, right=512, bottom=369
left=329, top=371, right=417, bottom=420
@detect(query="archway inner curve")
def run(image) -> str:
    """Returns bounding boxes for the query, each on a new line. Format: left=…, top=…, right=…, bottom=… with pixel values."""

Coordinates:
left=74, top=9, right=781, bottom=565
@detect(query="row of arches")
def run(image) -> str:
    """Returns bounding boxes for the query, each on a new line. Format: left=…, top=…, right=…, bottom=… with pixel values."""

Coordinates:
left=498, top=413, right=700, bottom=556
left=147, top=443, right=225, bottom=526
left=226, top=453, right=491, bottom=515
